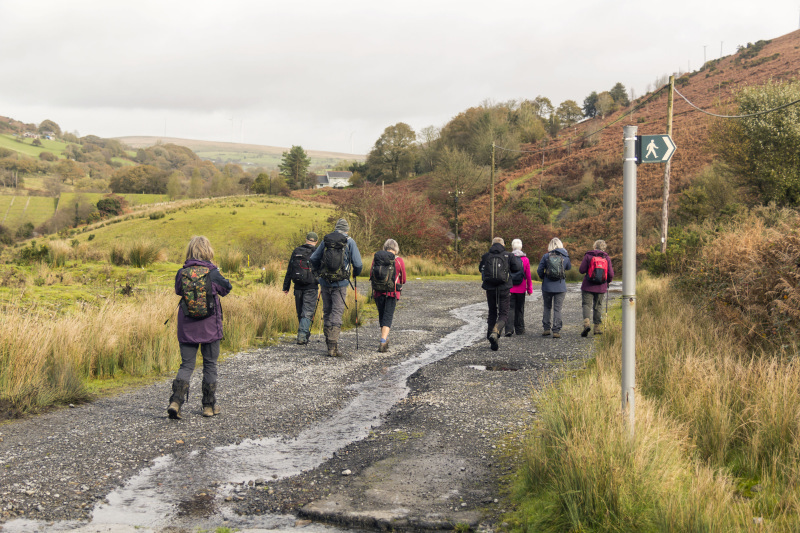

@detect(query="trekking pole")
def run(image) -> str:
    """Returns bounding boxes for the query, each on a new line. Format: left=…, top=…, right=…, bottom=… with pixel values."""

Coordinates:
left=310, top=288, right=322, bottom=344
left=164, top=302, right=180, bottom=325
left=354, top=275, right=359, bottom=350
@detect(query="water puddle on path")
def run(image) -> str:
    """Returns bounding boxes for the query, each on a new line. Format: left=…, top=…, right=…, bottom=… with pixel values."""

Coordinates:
left=5, top=302, right=487, bottom=532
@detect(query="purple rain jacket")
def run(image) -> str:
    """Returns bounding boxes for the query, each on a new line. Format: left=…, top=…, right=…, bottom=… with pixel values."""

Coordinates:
left=174, top=259, right=232, bottom=344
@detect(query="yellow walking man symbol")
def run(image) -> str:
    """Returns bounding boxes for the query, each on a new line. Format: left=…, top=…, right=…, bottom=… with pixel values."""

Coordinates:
left=645, top=139, right=658, bottom=159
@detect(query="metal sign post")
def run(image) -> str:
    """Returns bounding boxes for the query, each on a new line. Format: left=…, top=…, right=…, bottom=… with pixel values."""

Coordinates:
left=622, top=125, right=638, bottom=438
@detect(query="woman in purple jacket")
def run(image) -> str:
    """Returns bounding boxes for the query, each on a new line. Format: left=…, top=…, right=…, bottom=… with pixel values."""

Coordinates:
left=168, top=236, right=232, bottom=420
left=578, top=239, right=614, bottom=336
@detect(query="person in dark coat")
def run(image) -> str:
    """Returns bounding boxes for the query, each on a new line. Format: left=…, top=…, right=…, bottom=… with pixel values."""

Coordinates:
left=168, top=235, right=232, bottom=420
left=479, top=237, right=522, bottom=351
left=536, top=237, right=571, bottom=338
left=578, top=239, right=615, bottom=336
left=283, top=232, right=319, bottom=345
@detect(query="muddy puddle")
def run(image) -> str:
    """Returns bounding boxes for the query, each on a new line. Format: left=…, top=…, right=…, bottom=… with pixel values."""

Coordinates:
left=5, top=302, right=487, bottom=532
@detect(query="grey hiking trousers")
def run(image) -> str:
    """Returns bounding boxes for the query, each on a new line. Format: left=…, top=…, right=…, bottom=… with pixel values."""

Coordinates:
left=320, top=285, right=348, bottom=328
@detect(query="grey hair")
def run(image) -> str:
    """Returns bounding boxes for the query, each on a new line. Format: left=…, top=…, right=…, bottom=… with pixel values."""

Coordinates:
left=492, top=237, right=504, bottom=246
left=383, top=238, right=399, bottom=253
left=511, top=238, right=522, bottom=251
left=547, top=237, right=564, bottom=252
left=593, top=239, right=607, bottom=251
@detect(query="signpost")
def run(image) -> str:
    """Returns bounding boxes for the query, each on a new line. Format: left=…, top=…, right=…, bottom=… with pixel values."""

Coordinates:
left=637, top=134, right=676, bottom=163
left=622, top=130, right=677, bottom=439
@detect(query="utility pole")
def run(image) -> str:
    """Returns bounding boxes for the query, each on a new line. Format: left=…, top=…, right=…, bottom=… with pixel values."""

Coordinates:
left=490, top=142, right=495, bottom=238
left=661, top=75, right=675, bottom=254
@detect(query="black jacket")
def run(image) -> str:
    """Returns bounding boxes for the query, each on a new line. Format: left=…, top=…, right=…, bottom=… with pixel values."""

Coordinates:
left=479, top=243, right=522, bottom=291
left=283, top=243, right=318, bottom=291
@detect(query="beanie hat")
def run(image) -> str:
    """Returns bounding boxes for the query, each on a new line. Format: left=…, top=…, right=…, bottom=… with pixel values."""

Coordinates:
left=334, top=218, right=350, bottom=233
left=306, top=231, right=318, bottom=242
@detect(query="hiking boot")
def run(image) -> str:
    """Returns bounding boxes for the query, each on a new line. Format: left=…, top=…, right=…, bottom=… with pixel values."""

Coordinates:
left=297, top=333, right=308, bottom=345
left=594, top=324, right=603, bottom=335
left=516, top=328, right=526, bottom=335
left=553, top=332, right=561, bottom=339
left=581, top=318, right=591, bottom=337
left=201, top=381, right=219, bottom=417
left=327, top=341, right=342, bottom=357
left=504, top=331, right=514, bottom=338
left=488, top=326, right=500, bottom=351
left=167, top=379, right=189, bottom=420
left=378, top=339, right=389, bottom=353
left=542, top=330, right=551, bottom=336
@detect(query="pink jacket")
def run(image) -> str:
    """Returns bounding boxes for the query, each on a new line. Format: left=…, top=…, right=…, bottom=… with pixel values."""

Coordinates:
left=510, top=252, right=533, bottom=295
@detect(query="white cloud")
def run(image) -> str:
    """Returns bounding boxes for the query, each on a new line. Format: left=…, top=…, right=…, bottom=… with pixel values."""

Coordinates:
left=0, top=0, right=796, bottom=153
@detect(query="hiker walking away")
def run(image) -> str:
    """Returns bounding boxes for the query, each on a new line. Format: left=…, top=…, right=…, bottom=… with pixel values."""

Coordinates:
left=479, top=237, right=522, bottom=351
left=283, top=232, right=319, bottom=345
left=168, top=235, right=232, bottom=419
left=536, top=237, right=571, bottom=339
left=369, top=238, right=407, bottom=353
left=505, top=238, right=533, bottom=337
left=578, top=239, right=614, bottom=337
left=309, top=218, right=363, bottom=357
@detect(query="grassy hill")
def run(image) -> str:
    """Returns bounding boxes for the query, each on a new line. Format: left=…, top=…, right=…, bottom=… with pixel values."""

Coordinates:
left=74, top=195, right=336, bottom=263
left=116, top=136, right=365, bottom=171
left=450, top=30, right=800, bottom=259
left=0, top=134, right=68, bottom=159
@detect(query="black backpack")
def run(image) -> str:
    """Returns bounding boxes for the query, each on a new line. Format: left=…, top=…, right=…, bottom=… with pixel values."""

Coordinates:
left=482, top=254, right=509, bottom=286
left=371, top=250, right=397, bottom=292
left=179, top=265, right=215, bottom=319
left=319, top=232, right=350, bottom=283
left=511, top=265, right=525, bottom=286
left=545, top=252, right=565, bottom=281
left=289, top=245, right=316, bottom=285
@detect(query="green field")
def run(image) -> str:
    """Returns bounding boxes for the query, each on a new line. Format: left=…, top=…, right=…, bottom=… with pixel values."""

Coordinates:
left=195, top=150, right=350, bottom=171
left=0, top=134, right=68, bottom=159
left=57, top=192, right=169, bottom=211
left=0, top=195, right=57, bottom=228
left=76, top=196, right=337, bottom=262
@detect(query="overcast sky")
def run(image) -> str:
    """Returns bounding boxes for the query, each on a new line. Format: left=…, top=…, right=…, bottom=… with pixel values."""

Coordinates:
left=1, top=1, right=797, bottom=155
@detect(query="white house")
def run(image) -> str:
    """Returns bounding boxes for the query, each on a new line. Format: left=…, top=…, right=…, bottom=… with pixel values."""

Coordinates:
left=316, top=171, right=352, bottom=189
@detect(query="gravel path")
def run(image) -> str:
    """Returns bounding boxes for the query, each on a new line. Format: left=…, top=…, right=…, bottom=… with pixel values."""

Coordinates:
left=0, top=280, right=607, bottom=532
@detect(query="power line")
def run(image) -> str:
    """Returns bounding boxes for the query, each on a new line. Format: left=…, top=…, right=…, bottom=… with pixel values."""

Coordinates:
left=673, top=86, right=800, bottom=118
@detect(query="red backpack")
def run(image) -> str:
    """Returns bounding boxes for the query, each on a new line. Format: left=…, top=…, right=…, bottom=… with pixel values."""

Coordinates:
left=587, top=255, right=608, bottom=284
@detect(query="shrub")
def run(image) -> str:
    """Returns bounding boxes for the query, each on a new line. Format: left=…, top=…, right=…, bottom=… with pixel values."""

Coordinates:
left=109, top=243, right=127, bottom=266
left=677, top=211, right=800, bottom=350
left=47, top=240, right=71, bottom=267
left=149, top=210, right=165, bottom=220
left=17, top=241, right=49, bottom=264
left=128, top=240, right=162, bottom=268
left=259, top=261, right=283, bottom=285
left=218, top=248, right=244, bottom=274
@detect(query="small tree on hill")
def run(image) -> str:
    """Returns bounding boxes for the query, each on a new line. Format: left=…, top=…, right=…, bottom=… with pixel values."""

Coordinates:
left=280, top=145, right=311, bottom=189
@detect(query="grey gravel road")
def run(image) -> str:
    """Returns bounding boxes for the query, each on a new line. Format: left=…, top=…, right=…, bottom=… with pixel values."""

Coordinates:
left=0, top=280, right=612, bottom=532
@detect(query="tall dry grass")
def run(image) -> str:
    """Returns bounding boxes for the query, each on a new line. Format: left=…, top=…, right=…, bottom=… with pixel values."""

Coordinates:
left=513, top=273, right=800, bottom=530
left=515, top=368, right=746, bottom=532
left=0, top=282, right=360, bottom=413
